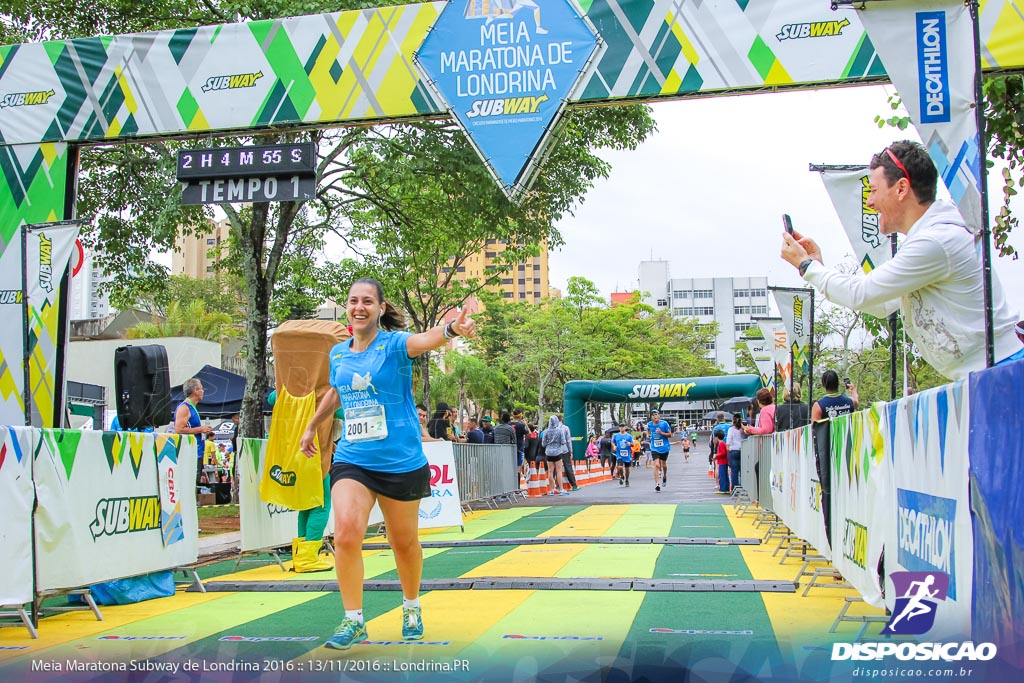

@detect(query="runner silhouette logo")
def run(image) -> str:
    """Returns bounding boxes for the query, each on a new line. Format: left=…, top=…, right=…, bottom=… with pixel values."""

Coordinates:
left=881, top=571, right=949, bottom=635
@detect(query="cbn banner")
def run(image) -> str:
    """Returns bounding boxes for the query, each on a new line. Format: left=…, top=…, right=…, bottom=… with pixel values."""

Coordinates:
left=26, top=221, right=80, bottom=428
left=33, top=429, right=198, bottom=592
left=829, top=408, right=890, bottom=608
left=745, top=338, right=776, bottom=391
left=882, top=381, right=972, bottom=639
left=857, top=1, right=982, bottom=233
left=770, top=288, right=813, bottom=376
left=756, top=318, right=791, bottom=387
left=368, top=440, right=463, bottom=530
left=770, top=425, right=830, bottom=559
left=817, top=166, right=892, bottom=273
left=0, top=426, right=34, bottom=605
left=239, top=438, right=300, bottom=553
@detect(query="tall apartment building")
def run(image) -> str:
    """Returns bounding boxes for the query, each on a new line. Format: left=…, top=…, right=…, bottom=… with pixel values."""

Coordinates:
left=69, top=251, right=112, bottom=321
left=454, top=238, right=552, bottom=302
left=171, top=218, right=232, bottom=279
left=637, top=260, right=770, bottom=373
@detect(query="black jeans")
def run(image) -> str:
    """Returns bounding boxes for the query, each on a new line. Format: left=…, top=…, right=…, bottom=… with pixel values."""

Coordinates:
left=560, top=452, right=577, bottom=487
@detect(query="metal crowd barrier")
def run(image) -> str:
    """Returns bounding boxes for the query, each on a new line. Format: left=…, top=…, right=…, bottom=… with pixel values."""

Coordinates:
left=452, top=443, right=519, bottom=505
left=741, top=435, right=773, bottom=507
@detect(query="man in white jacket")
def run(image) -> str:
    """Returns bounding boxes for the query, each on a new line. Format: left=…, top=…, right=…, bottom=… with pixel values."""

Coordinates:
left=781, top=140, right=1022, bottom=381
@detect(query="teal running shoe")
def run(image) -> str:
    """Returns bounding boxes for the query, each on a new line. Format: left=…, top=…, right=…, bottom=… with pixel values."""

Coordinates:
left=402, top=605, right=424, bottom=640
left=324, top=617, right=367, bottom=650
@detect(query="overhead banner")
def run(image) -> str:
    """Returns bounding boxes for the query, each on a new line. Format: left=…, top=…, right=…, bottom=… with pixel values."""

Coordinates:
left=745, top=338, right=776, bottom=390
left=755, top=318, right=791, bottom=387
left=26, top=221, right=81, bottom=428
left=816, top=166, right=893, bottom=273
left=33, top=429, right=199, bottom=591
left=857, top=0, right=983, bottom=233
left=829, top=408, right=891, bottom=608
left=368, top=440, right=463, bottom=530
left=0, top=426, right=34, bottom=605
left=769, top=288, right=813, bottom=376
left=239, top=437, right=300, bottom=553
left=882, top=380, right=973, bottom=640
left=770, top=425, right=830, bottom=559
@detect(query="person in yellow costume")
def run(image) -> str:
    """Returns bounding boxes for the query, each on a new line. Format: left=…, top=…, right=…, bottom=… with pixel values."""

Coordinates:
left=266, top=320, right=351, bottom=573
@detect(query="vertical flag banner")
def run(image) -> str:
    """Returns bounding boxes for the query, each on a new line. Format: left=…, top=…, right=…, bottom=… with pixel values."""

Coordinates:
left=817, top=166, right=893, bottom=273
left=745, top=338, right=776, bottom=390
left=0, top=232, right=25, bottom=424
left=156, top=433, right=190, bottom=547
left=857, top=0, right=982, bottom=233
left=25, top=222, right=81, bottom=428
left=770, top=288, right=813, bottom=376
left=757, top=318, right=792, bottom=387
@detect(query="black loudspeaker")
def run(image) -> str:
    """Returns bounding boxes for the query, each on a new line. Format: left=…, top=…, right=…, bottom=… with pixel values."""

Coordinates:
left=114, top=345, right=172, bottom=430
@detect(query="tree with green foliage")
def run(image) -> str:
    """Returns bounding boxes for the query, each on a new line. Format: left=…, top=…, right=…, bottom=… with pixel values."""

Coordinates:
left=1, top=0, right=655, bottom=437
left=127, top=300, right=237, bottom=342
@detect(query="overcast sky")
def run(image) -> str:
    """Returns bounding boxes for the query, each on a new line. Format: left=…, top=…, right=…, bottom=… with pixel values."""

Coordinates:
left=548, top=84, right=1024, bottom=317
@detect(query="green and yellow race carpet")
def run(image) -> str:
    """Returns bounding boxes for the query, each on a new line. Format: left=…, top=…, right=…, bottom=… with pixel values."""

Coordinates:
left=0, top=504, right=885, bottom=682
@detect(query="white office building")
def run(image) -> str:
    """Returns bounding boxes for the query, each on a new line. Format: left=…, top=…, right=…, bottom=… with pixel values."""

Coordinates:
left=637, top=260, right=770, bottom=373
left=69, top=251, right=112, bottom=321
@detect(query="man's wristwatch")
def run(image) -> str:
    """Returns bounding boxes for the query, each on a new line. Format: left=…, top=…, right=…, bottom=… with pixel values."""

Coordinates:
left=798, top=258, right=814, bottom=276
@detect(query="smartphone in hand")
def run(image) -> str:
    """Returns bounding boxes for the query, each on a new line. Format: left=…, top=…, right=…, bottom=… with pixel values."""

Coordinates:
left=844, top=377, right=851, bottom=388
left=782, top=214, right=794, bottom=235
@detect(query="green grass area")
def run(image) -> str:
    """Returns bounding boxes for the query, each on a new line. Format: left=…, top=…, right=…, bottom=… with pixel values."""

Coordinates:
left=197, top=504, right=239, bottom=519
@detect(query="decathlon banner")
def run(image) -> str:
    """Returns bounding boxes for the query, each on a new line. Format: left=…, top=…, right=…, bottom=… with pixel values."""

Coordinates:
left=745, top=338, right=776, bottom=390
left=756, top=318, right=792, bottom=387
left=771, top=425, right=830, bottom=559
left=368, top=440, right=462, bottom=530
left=0, top=231, right=25, bottom=426
left=769, top=288, right=813, bottom=376
left=829, top=408, right=891, bottom=608
left=239, top=438, right=299, bottom=553
left=857, top=1, right=982, bottom=233
left=25, top=221, right=81, bottom=428
left=882, top=380, right=973, bottom=639
left=0, top=426, right=34, bottom=605
left=817, top=166, right=892, bottom=273
left=33, top=429, right=198, bottom=591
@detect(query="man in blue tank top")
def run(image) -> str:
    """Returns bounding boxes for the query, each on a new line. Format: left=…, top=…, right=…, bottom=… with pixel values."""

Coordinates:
left=174, top=377, right=213, bottom=484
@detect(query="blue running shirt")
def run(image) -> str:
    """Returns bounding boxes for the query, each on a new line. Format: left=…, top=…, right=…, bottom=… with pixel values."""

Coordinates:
left=329, top=330, right=426, bottom=473
left=612, top=432, right=634, bottom=462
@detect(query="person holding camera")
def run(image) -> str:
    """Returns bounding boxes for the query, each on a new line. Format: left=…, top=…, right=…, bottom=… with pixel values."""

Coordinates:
left=811, top=370, right=859, bottom=421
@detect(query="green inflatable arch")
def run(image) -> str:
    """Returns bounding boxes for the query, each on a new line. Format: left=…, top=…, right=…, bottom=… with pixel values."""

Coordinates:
left=563, top=375, right=762, bottom=458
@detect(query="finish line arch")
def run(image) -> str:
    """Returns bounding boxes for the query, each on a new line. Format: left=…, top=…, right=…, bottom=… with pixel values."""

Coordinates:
left=563, top=374, right=761, bottom=459
left=1, top=1, right=1021, bottom=425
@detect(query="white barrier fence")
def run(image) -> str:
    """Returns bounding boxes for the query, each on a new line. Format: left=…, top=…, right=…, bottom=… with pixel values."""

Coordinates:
left=1, top=428, right=199, bottom=605
left=239, top=439, right=464, bottom=553
left=0, top=427, right=34, bottom=605
left=753, top=380, right=974, bottom=634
